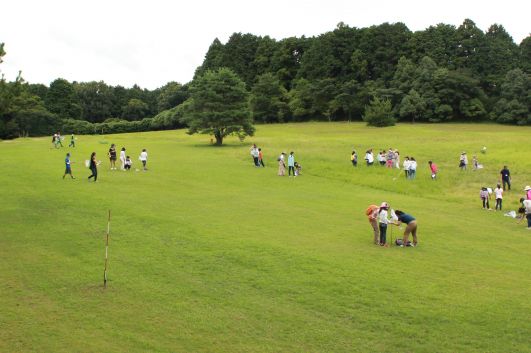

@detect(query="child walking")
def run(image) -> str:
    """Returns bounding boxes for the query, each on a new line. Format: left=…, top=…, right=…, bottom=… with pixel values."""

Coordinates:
left=63, top=153, right=75, bottom=179
left=258, top=148, right=265, bottom=167
left=139, top=149, right=148, bottom=170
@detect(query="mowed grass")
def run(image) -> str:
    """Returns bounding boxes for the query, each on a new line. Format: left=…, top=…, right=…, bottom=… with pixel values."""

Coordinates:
left=0, top=122, right=530, bottom=353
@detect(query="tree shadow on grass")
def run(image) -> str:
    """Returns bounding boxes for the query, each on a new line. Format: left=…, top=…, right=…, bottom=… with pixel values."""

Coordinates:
left=191, top=143, right=245, bottom=149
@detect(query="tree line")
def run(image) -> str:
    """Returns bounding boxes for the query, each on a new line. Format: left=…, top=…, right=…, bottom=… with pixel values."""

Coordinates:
left=1, top=19, right=530, bottom=139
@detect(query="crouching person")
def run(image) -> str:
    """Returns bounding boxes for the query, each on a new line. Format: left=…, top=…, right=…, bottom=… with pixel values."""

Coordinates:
left=394, top=210, right=418, bottom=247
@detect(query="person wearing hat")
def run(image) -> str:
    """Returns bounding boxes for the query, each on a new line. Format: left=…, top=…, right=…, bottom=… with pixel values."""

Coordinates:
left=377, top=202, right=391, bottom=246
left=500, top=166, right=511, bottom=191
left=459, top=152, right=468, bottom=171
left=277, top=152, right=286, bottom=176
left=518, top=198, right=531, bottom=229
left=524, top=186, right=531, bottom=200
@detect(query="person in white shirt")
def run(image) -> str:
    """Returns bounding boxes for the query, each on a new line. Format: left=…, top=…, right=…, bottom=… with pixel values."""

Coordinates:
left=394, top=150, right=400, bottom=169
left=120, top=147, right=126, bottom=170
left=409, top=157, right=417, bottom=179
left=519, top=198, right=531, bottom=229
left=494, top=183, right=503, bottom=211
left=365, top=149, right=374, bottom=166
left=377, top=151, right=385, bottom=166
left=459, top=152, right=468, bottom=170
left=139, top=149, right=148, bottom=171
left=403, top=157, right=410, bottom=179
left=250, top=144, right=259, bottom=167
left=378, top=202, right=391, bottom=246
left=124, top=156, right=132, bottom=170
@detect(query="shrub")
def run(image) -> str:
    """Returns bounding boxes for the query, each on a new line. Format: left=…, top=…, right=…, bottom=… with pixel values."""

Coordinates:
left=362, top=97, right=396, bottom=127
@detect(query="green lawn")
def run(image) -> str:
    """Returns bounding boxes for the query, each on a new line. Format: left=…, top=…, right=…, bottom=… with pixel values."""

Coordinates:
left=1, top=122, right=530, bottom=353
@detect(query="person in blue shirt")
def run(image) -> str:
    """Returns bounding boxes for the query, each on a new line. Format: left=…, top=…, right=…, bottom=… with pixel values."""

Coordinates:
left=288, top=151, right=295, bottom=176
left=394, top=210, right=418, bottom=247
left=63, top=153, right=75, bottom=179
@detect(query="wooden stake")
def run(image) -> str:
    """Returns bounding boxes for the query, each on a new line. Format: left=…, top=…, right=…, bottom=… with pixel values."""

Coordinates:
left=103, top=210, right=111, bottom=288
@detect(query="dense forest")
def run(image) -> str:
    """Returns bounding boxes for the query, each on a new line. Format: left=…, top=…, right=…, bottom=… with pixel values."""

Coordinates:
left=1, top=19, right=530, bottom=139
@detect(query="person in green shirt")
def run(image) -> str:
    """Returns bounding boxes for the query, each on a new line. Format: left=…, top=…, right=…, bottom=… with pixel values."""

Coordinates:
left=69, top=134, right=75, bottom=147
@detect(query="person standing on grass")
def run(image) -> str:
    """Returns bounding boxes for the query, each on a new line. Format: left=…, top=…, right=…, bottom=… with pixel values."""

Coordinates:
left=119, top=147, right=126, bottom=170
left=364, top=149, right=374, bottom=166
left=250, top=144, right=259, bottom=167
left=88, top=152, right=99, bottom=182
left=394, top=150, right=400, bottom=169
left=258, top=148, right=265, bottom=167
left=139, top=149, right=148, bottom=170
left=386, top=149, right=394, bottom=168
left=108, top=144, right=117, bottom=170
left=518, top=198, right=531, bottom=229
left=56, top=132, right=64, bottom=147
left=459, top=152, right=468, bottom=170
left=288, top=151, right=295, bottom=177
left=351, top=150, right=358, bottom=167
left=394, top=210, right=418, bottom=247
left=500, top=166, right=511, bottom=191
left=480, top=187, right=491, bottom=210
left=365, top=204, right=380, bottom=245
left=409, top=157, right=417, bottom=179
left=525, top=186, right=531, bottom=200
left=494, top=183, right=503, bottom=211
left=69, top=134, right=75, bottom=147
left=63, top=153, right=75, bottom=179
left=278, top=152, right=286, bottom=176
left=428, top=160, right=438, bottom=180
left=378, top=202, right=391, bottom=246
left=403, top=157, right=410, bottom=179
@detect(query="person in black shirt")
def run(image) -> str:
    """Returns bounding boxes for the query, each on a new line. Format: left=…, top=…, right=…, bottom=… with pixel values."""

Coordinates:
left=88, top=152, right=99, bottom=182
left=394, top=210, right=418, bottom=247
left=108, top=144, right=117, bottom=170
left=500, top=166, right=511, bottom=191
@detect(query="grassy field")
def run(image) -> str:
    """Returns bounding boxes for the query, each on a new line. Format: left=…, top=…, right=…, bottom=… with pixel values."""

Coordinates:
left=1, top=122, right=530, bottom=353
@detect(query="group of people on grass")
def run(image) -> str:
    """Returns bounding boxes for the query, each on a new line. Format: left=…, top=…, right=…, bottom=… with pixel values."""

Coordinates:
left=475, top=164, right=531, bottom=229
left=250, top=144, right=265, bottom=167
left=52, top=132, right=75, bottom=148
left=249, top=145, right=302, bottom=177
left=277, top=151, right=301, bottom=177
left=352, top=149, right=433, bottom=179
left=61, top=137, right=148, bottom=182
left=366, top=202, right=418, bottom=247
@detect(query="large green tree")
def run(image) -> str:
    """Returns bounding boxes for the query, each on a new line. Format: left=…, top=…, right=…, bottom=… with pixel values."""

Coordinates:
left=492, top=69, right=531, bottom=124
left=362, top=96, right=395, bottom=127
left=250, top=73, right=289, bottom=123
left=183, top=68, right=254, bottom=145
left=156, top=82, right=188, bottom=112
left=122, top=98, right=149, bottom=121
left=44, top=78, right=82, bottom=119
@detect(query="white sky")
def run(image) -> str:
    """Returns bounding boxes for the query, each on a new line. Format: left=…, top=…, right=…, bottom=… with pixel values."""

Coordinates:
left=1, top=0, right=529, bottom=89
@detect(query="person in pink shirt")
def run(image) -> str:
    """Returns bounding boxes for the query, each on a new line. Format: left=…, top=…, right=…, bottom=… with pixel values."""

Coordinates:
left=428, top=160, right=438, bottom=179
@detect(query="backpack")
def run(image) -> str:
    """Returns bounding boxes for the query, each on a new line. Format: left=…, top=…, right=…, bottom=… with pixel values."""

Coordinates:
left=365, top=205, right=378, bottom=216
